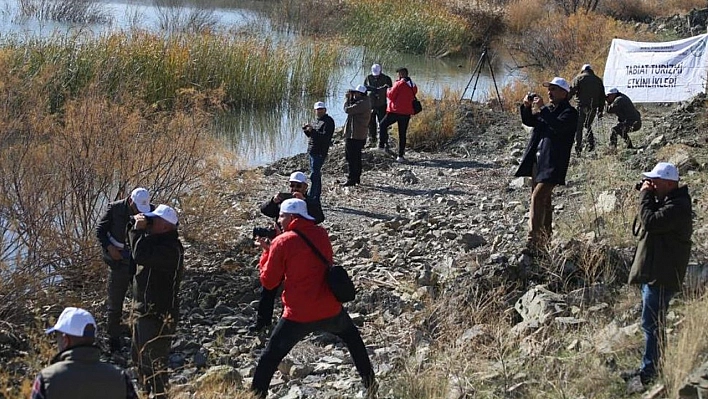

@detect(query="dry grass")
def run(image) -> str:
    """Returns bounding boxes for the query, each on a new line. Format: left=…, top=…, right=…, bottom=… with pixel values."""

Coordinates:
left=407, top=88, right=461, bottom=151
left=504, top=0, right=551, bottom=35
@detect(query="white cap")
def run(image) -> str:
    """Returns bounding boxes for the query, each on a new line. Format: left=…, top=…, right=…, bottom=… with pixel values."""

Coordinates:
left=542, top=77, right=571, bottom=93
left=354, top=84, right=367, bottom=94
left=371, top=64, right=382, bottom=76
left=313, top=101, right=326, bottom=110
left=280, top=198, right=314, bottom=221
left=606, top=87, right=619, bottom=96
left=130, top=187, right=151, bottom=213
left=46, top=307, right=97, bottom=337
left=289, top=171, right=307, bottom=184
left=643, top=162, right=679, bottom=181
left=582, top=64, right=592, bottom=71
left=144, top=204, right=179, bottom=225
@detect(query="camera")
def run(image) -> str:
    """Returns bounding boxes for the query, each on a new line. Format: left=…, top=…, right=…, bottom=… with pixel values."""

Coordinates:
left=128, top=215, right=154, bottom=228
left=253, top=226, right=277, bottom=239
left=527, top=92, right=538, bottom=101
left=635, top=179, right=651, bottom=191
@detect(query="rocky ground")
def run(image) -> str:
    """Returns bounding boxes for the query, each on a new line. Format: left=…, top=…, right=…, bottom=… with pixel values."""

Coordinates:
left=2, top=97, right=707, bottom=398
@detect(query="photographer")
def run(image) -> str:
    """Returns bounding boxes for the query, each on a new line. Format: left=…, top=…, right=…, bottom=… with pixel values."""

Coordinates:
left=622, top=162, right=692, bottom=386
left=606, top=87, right=641, bottom=149
left=342, top=85, right=371, bottom=186
left=364, top=64, right=393, bottom=147
left=95, top=187, right=154, bottom=353
left=252, top=171, right=324, bottom=333
left=515, top=77, right=578, bottom=254
left=379, top=67, right=418, bottom=162
left=302, top=101, right=335, bottom=202
left=128, top=205, right=184, bottom=398
left=250, top=199, right=376, bottom=399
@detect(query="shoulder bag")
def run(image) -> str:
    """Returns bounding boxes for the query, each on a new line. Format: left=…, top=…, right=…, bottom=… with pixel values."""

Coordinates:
left=292, top=230, right=356, bottom=303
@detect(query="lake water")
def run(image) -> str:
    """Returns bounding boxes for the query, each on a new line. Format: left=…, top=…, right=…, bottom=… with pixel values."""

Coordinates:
left=0, top=0, right=516, bottom=166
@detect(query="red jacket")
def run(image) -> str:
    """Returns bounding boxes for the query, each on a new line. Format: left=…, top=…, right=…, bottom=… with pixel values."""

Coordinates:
left=386, top=78, right=418, bottom=115
left=259, top=218, right=341, bottom=322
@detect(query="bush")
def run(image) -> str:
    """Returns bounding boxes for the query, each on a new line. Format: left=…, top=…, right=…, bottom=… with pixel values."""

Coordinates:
left=407, top=89, right=461, bottom=150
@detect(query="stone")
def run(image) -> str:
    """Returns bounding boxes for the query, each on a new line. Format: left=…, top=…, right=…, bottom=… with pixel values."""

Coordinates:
left=669, top=148, right=699, bottom=174
left=290, top=364, right=314, bottom=379
left=678, top=360, right=708, bottom=398
left=514, top=285, right=568, bottom=325
left=195, top=365, right=242, bottom=388
left=456, top=325, right=487, bottom=345
left=649, top=135, right=666, bottom=148
left=595, top=191, right=618, bottom=214
left=460, top=232, right=487, bottom=250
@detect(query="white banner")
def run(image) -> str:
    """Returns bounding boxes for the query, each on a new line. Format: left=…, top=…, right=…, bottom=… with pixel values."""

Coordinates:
left=603, top=34, right=708, bottom=103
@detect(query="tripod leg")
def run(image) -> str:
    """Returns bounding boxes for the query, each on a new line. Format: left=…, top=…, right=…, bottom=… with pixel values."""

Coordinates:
left=486, top=53, right=504, bottom=112
left=459, top=50, right=486, bottom=102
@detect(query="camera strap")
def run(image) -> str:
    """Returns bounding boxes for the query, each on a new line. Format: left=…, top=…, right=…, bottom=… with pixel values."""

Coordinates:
left=292, top=229, right=331, bottom=269
left=632, top=215, right=641, bottom=237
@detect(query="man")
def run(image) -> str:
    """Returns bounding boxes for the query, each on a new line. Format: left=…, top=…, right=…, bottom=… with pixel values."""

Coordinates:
left=379, top=67, right=418, bottom=162
left=342, top=85, right=372, bottom=186
left=515, top=77, right=578, bottom=253
left=569, top=64, right=605, bottom=155
left=254, top=171, right=325, bottom=332
left=251, top=199, right=376, bottom=399
left=364, top=63, right=393, bottom=147
left=31, top=307, right=137, bottom=399
left=96, top=187, right=153, bottom=353
left=623, top=162, right=692, bottom=386
left=302, top=101, right=335, bottom=202
left=606, top=87, right=641, bottom=149
left=128, top=204, right=184, bottom=398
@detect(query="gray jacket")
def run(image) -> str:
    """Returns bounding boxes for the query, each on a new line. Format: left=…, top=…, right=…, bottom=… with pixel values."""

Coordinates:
left=343, top=96, right=371, bottom=141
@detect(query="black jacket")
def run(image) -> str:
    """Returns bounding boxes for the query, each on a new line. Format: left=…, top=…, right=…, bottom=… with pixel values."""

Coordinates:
left=260, top=197, right=325, bottom=224
left=629, top=186, right=692, bottom=291
left=96, top=198, right=154, bottom=265
left=364, top=73, right=393, bottom=108
left=607, top=92, right=641, bottom=123
left=305, top=114, right=335, bottom=157
left=128, top=229, right=184, bottom=320
left=515, top=100, right=578, bottom=185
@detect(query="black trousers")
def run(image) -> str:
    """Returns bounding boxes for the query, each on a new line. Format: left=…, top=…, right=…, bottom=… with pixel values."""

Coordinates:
left=256, top=285, right=278, bottom=326
left=368, top=105, right=386, bottom=141
left=610, top=120, right=641, bottom=147
left=251, top=310, right=375, bottom=398
left=379, top=113, right=410, bottom=157
left=106, top=259, right=131, bottom=340
left=345, top=138, right=365, bottom=184
left=132, top=314, right=177, bottom=398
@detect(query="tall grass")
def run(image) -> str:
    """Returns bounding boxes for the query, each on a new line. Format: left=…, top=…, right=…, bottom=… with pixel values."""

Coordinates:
left=408, top=88, right=462, bottom=150
left=17, top=0, right=110, bottom=23
left=0, top=31, right=341, bottom=111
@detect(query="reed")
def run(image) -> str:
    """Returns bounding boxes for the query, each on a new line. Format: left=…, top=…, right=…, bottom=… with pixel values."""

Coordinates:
left=0, top=30, right=341, bottom=111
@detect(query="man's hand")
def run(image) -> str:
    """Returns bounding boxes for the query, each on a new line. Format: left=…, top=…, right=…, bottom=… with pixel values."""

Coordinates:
left=303, top=124, right=313, bottom=132
left=531, top=96, right=544, bottom=114
left=641, top=180, right=656, bottom=192
left=255, top=237, right=270, bottom=251
left=292, top=192, right=305, bottom=200
left=107, top=245, right=123, bottom=261
left=273, top=193, right=286, bottom=204
left=132, top=214, right=149, bottom=230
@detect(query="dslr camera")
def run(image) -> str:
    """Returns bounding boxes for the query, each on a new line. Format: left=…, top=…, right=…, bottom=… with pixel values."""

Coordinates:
left=527, top=92, right=538, bottom=101
left=128, top=215, right=154, bottom=229
left=635, top=178, right=651, bottom=191
left=253, top=227, right=277, bottom=239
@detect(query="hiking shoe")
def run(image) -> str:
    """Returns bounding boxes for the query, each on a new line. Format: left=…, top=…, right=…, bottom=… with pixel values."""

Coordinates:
left=396, top=156, right=406, bottom=163
left=621, top=368, right=654, bottom=385
left=341, top=181, right=357, bottom=187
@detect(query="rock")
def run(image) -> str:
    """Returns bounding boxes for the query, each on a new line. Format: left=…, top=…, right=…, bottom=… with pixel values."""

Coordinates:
left=460, top=232, right=487, bottom=250
left=678, top=359, right=708, bottom=398
left=194, top=347, right=209, bottom=369
left=595, top=321, right=640, bottom=354
left=649, top=135, right=666, bottom=148
left=684, top=262, right=708, bottom=293
left=515, top=285, right=568, bottom=325
left=508, top=177, right=528, bottom=189
left=456, top=325, right=487, bottom=345
left=595, top=191, right=618, bottom=214
left=290, top=363, right=314, bottom=379
left=195, top=365, right=242, bottom=388
left=669, top=148, right=699, bottom=174
left=565, top=284, right=608, bottom=307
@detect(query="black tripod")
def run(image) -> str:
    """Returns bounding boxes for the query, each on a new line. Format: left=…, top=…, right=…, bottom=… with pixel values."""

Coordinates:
left=460, top=47, right=504, bottom=112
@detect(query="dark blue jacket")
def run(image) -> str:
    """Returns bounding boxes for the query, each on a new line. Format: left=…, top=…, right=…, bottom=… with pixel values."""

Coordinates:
left=515, top=100, right=578, bottom=185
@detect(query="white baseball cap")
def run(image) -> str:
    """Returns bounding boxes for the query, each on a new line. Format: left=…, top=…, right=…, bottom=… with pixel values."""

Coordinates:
left=371, top=64, right=382, bottom=76
left=289, top=171, right=307, bottom=184
left=130, top=187, right=151, bottom=213
left=542, top=77, right=570, bottom=93
left=46, top=307, right=97, bottom=337
left=313, top=101, right=326, bottom=110
left=143, top=204, right=179, bottom=225
left=280, top=198, right=314, bottom=221
left=606, top=87, right=619, bottom=96
left=582, top=64, right=592, bottom=71
left=643, top=162, right=679, bottom=181
left=354, top=84, right=367, bottom=94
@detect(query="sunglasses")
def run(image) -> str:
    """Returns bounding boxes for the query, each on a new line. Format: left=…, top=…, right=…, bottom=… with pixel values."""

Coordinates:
left=289, top=182, right=304, bottom=188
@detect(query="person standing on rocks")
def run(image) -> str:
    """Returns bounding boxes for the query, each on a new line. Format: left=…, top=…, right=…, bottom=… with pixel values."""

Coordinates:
left=251, top=199, right=376, bottom=399
left=31, top=307, right=138, bottom=399
left=302, top=101, right=335, bottom=202
left=128, top=204, right=184, bottom=398
left=253, top=171, right=325, bottom=332
left=364, top=63, right=393, bottom=148
left=605, top=87, right=641, bottom=149
left=379, top=67, right=418, bottom=162
left=622, top=162, right=692, bottom=386
left=96, top=187, right=154, bottom=354
left=515, top=77, right=578, bottom=253
left=569, top=64, right=605, bottom=155
left=342, top=85, right=372, bottom=187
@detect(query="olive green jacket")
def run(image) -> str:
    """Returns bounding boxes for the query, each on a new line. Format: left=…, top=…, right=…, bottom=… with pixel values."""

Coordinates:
left=343, top=96, right=371, bottom=141
left=629, top=186, right=692, bottom=291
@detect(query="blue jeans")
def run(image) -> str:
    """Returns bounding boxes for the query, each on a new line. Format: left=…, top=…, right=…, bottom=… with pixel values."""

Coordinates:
left=308, top=154, right=325, bottom=202
left=251, top=310, right=375, bottom=398
left=640, top=284, right=674, bottom=378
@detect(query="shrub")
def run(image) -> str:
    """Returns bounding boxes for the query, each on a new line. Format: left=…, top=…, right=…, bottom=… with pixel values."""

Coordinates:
left=407, top=89, right=461, bottom=150
left=504, top=0, right=551, bottom=35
